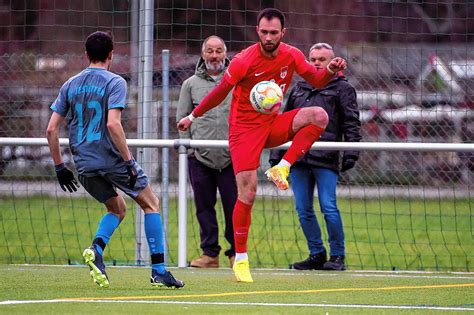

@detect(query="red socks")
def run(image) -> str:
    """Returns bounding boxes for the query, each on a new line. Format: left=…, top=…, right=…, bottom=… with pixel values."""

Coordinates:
left=283, top=125, right=324, bottom=165
left=233, top=199, right=252, bottom=253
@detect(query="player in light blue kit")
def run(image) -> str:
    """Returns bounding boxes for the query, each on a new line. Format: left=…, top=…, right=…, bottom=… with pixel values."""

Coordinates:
left=46, top=31, right=184, bottom=289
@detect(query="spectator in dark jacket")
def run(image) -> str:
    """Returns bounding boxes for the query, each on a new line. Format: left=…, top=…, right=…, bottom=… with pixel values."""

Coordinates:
left=269, top=43, right=361, bottom=271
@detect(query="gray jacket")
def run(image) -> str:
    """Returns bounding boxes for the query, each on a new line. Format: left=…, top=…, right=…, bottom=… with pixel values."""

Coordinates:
left=176, top=57, right=232, bottom=170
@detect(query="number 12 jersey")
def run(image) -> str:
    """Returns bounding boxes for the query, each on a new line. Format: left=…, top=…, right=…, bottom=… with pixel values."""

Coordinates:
left=50, top=67, right=127, bottom=174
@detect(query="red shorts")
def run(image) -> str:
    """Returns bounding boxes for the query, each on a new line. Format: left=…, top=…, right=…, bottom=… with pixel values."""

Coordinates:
left=229, top=109, right=300, bottom=174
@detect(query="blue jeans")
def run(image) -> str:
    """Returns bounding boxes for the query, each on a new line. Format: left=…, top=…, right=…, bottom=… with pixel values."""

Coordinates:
left=290, top=164, right=345, bottom=256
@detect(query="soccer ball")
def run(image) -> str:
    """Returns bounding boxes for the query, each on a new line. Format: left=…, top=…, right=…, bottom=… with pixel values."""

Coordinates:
left=250, top=81, right=283, bottom=114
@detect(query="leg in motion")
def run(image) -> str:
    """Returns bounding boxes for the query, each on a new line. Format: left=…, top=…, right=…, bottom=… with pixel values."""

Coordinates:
left=83, top=194, right=126, bottom=288
left=265, top=108, right=328, bottom=190
left=217, top=164, right=238, bottom=268
left=134, top=186, right=185, bottom=288
left=232, top=170, right=257, bottom=283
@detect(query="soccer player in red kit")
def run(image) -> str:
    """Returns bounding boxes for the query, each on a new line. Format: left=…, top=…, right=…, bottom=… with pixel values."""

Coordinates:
left=178, top=8, right=347, bottom=282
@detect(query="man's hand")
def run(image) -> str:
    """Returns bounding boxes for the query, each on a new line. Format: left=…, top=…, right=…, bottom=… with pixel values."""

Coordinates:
left=55, top=164, right=79, bottom=192
left=341, top=155, right=357, bottom=172
left=327, top=57, right=347, bottom=73
left=177, top=116, right=193, bottom=131
left=125, top=159, right=138, bottom=189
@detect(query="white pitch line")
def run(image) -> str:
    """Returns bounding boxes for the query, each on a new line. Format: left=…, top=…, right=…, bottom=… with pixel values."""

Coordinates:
left=347, top=273, right=474, bottom=280
left=256, top=272, right=474, bottom=280
left=1, top=299, right=473, bottom=311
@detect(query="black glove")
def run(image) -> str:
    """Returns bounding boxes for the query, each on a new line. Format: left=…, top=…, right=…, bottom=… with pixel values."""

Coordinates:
left=55, top=163, right=79, bottom=192
left=125, top=159, right=138, bottom=189
left=269, top=159, right=279, bottom=167
left=341, top=155, right=357, bottom=172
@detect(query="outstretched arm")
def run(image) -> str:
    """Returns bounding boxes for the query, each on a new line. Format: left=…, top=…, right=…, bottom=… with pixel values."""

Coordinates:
left=177, top=78, right=234, bottom=131
left=299, top=57, right=347, bottom=89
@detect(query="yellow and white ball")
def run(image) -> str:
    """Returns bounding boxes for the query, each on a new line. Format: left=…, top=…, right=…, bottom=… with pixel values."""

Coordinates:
left=250, top=81, right=283, bottom=114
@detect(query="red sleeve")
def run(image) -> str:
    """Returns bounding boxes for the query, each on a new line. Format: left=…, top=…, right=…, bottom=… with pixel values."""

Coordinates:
left=293, top=47, right=332, bottom=89
left=223, top=53, right=248, bottom=85
left=192, top=78, right=234, bottom=117
left=300, top=66, right=333, bottom=89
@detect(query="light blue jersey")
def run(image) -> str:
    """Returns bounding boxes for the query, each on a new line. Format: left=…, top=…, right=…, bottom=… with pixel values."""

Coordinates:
left=51, top=68, right=127, bottom=174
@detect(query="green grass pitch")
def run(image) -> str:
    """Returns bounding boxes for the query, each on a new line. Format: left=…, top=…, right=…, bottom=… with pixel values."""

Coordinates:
left=1, top=196, right=472, bottom=271
left=0, top=265, right=473, bottom=314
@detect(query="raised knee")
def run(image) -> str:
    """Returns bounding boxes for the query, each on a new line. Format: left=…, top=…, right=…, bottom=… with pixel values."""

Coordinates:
left=305, top=106, right=329, bottom=129
left=311, top=107, right=329, bottom=128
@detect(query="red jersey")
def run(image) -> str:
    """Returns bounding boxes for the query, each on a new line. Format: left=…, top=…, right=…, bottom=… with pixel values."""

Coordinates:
left=225, top=42, right=326, bottom=127
left=191, top=42, right=332, bottom=128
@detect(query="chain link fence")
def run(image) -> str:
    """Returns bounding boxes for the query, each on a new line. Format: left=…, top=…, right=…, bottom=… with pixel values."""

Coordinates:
left=1, top=49, right=473, bottom=185
left=0, top=0, right=472, bottom=269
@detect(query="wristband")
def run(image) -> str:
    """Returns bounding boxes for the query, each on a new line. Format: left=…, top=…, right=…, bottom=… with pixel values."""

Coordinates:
left=125, top=159, right=134, bottom=166
left=55, top=163, right=65, bottom=172
left=326, top=64, right=335, bottom=75
left=187, top=113, right=196, bottom=122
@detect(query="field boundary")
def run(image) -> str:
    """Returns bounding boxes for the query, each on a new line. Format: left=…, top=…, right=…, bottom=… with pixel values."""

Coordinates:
left=2, top=266, right=473, bottom=312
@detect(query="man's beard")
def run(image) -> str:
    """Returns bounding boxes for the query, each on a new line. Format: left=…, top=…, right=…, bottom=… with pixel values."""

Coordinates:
left=205, top=60, right=225, bottom=74
left=261, top=40, right=281, bottom=53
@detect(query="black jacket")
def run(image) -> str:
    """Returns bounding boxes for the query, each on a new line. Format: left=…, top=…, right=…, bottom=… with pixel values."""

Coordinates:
left=269, top=74, right=362, bottom=173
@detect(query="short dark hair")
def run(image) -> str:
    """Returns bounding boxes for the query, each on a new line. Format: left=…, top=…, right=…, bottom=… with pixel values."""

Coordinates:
left=257, top=8, right=285, bottom=29
left=85, top=31, right=114, bottom=63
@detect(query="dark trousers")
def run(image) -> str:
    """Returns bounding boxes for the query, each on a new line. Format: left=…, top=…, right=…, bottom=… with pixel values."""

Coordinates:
left=188, top=156, right=237, bottom=257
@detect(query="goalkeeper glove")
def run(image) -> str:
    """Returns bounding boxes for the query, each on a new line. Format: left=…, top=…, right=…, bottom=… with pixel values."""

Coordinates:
left=55, top=163, right=79, bottom=192
left=125, top=159, right=138, bottom=189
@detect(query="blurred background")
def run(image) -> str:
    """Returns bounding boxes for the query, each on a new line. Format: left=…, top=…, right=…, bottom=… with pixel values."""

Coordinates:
left=0, top=0, right=472, bottom=270
left=1, top=0, right=473, bottom=185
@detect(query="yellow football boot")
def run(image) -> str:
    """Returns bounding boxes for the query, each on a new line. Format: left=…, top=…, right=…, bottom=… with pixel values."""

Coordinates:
left=233, top=259, right=254, bottom=283
left=265, top=165, right=290, bottom=190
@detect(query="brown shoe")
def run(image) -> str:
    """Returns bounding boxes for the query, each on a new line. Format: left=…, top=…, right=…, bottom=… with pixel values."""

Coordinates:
left=190, top=255, right=219, bottom=268
left=229, top=255, right=235, bottom=268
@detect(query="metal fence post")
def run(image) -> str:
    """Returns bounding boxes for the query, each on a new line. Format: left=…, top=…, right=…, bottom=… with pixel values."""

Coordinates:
left=135, top=0, right=154, bottom=265
left=177, top=143, right=188, bottom=268
left=161, top=49, right=170, bottom=264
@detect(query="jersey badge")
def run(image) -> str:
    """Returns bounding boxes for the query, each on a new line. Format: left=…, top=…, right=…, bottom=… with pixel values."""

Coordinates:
left=280, top=66, right=288, bottom=79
